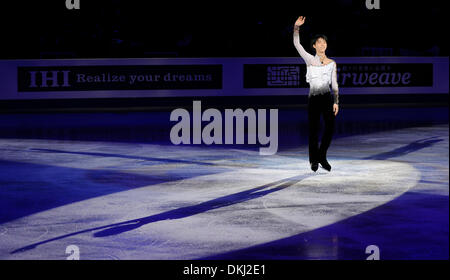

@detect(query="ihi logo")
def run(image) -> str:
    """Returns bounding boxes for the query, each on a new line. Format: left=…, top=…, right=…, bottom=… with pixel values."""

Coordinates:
left=170, top=101, right=279, bottom=155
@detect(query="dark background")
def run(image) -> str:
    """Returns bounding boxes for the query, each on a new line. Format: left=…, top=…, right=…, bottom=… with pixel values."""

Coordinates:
left=0, top=0, right=447, bottom=113
left=1, top=0, right=447, bottom=59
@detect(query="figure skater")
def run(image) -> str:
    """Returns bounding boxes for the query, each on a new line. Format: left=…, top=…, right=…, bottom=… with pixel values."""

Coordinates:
left=293, top=16, right=339, bottom=172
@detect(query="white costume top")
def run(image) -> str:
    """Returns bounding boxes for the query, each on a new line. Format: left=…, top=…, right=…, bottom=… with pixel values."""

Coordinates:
left=293, top=30, right=339, bottom=104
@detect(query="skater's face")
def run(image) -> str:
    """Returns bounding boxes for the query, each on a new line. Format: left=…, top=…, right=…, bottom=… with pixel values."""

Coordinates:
left=313, top=38, right=327, bottom=53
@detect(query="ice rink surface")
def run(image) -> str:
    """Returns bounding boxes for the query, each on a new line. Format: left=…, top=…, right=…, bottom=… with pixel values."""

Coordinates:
left=0, top=124, right=448, bottom=259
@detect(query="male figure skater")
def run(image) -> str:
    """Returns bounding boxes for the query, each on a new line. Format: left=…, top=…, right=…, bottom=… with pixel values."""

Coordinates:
left=293, top=16, right=339, bottom=172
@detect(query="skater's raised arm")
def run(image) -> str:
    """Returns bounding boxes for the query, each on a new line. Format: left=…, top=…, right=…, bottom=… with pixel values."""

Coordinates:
left=293, top=16, right=315, bottom=66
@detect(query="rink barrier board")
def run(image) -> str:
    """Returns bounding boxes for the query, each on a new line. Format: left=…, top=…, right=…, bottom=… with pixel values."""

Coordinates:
left=0, top=57, right=448, bottom=100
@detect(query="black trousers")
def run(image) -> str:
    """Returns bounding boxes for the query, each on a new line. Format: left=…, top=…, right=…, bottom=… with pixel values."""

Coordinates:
left=307, top=92, right=335, bottom=164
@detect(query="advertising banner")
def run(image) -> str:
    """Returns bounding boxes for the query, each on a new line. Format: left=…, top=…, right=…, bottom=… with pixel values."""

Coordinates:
left=0, top=57, right=447, bottom=100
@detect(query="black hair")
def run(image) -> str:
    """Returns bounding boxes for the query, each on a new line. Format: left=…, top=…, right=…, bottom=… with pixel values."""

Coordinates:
left=310, top=34, right=328, bottom=49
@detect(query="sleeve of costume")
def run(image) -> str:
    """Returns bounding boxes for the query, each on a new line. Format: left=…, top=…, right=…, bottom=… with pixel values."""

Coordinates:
left=331, top=62, right=339, bottom=104
left=293, top=30, right=315, bottom=66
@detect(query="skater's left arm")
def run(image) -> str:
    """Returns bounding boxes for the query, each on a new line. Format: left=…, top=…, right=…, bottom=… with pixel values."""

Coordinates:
left=331, top=61, right=339, bottom=116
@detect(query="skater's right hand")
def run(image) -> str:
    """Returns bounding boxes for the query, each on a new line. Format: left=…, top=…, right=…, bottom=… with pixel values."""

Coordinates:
left=295, top=16, right=306, bottom=27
